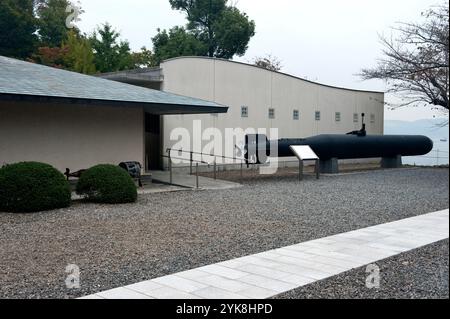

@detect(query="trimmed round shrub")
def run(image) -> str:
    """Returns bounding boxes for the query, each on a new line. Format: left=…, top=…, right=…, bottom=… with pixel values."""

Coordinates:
left=76, top=164, right=137, bottom=204
left=0, top=162, right=71, bottom=213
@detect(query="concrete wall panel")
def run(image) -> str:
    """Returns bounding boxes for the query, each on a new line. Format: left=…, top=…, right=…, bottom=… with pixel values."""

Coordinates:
left=0, top=101, right=144, bottom=172
left=161, top=57, right=384, bottom=164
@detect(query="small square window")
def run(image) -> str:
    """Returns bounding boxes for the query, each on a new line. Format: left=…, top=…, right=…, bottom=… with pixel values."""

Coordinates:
left=335, top=112, right=341, bottom=122
left=315, top=111, right=321, bottom=121
left=241, top=106, right=248, bottom=118
left=293, top=110, right=299, bottom=120
left=353, top=113, right=359, bottom=123
left=370, top=114, right=375, bottom=123
left=268, top=108, right=275, bottom=119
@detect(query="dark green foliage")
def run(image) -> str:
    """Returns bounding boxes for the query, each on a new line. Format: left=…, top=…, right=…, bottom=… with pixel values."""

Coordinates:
left=167, top=0, right=255, bottom=59
left=32, top=31, right=96, bottom=74
left=0, top=162, right=71, bottom=213
left=36, top=0, right=76, bottom=47
left=90, top=23, right=135, bottom=73
left=0, top=0, right=38, bottom=58
left=212, top=6, right=256, bottom=59
left=0, top=0, right=254, bottom=72
left=152, top=26, right=208, bottom=65
left=76, top=164, right=137, bottom=204
left=131, top=46, right=156, bottom=68
left=62, top=31, right=96, bottom=74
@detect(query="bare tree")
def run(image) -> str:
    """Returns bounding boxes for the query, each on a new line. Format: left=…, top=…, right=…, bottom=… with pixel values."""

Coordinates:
left=253, top=54, right=283, bottom=72
left=361, top=4, right=449, bottom=115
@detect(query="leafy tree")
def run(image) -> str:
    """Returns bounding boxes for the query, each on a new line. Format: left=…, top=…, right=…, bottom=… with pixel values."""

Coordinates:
left=63, top=31, right=96, bottom=74
left=36, top=0, right=83, bottom=47
left=361, top=4, right=449, bottom=113
left=90, top=23, right=135, bottom=73
left=0, top=0, right=38, bottom=59
left=32, top=31, right=95, bottom=74
left=210, top=6, right=256, bottom=59
left=168, top=0, right=255, bottom=59
left=131, top=46, right=156, bottom=68
left=32, top=46, right=68, bottom=68
left=152, top=26, right=208, bottom=65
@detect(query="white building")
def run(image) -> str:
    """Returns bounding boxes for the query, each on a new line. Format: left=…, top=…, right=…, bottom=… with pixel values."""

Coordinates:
left=101, top=57, right=385, bottom=170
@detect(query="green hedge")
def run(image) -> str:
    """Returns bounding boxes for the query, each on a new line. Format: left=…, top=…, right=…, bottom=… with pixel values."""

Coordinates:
left=76, top=164, right=137, bottom=204
left=0, top=162, right=71, bottom=213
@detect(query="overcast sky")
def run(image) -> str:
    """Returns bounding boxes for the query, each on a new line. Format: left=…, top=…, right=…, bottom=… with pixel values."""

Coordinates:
left=75, top=0, right=445, bottom=121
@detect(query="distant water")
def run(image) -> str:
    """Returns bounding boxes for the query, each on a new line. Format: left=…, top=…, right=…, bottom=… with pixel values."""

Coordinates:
left=384, top=119, right=449, bottom=166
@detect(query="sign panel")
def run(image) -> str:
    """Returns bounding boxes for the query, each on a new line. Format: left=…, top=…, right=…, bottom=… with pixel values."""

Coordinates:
left=289, top=145, right=319, bottom=160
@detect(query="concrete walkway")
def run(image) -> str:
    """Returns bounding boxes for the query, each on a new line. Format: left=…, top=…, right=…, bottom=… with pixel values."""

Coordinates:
left=150, top=170, right=242, bottom=190
left=80, top=209, right=449, bottom=299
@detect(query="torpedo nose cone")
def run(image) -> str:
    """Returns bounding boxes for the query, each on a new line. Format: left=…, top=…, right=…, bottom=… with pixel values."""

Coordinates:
left=423, top=136, right=434, bottom=154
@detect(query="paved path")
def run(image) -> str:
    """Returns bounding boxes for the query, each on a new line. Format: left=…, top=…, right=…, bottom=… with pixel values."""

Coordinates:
left=80, top=209, right=449, bottom=299
left=150, top=170, right=242, bottom=190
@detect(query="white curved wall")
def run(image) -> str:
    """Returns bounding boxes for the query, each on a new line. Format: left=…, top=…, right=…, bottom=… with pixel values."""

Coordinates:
left=161, top=57, right=384, bottom=163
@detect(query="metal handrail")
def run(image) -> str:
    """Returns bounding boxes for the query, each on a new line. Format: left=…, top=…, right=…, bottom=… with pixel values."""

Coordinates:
left=161, top=154, right=208, bottom=164
left=160, top=154, right=209, bottom=187
left=166, top=148, right=246, bottom=163
left=163, top=148, right=246, bottom=185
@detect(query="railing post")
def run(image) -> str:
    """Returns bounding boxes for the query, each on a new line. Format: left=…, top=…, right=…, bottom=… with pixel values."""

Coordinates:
left=196, top=163, right=199, bottom=189
left=145, top=154, right=149, bottom=172
left=436, top=149, right=439, bottom=166
left=190, top=151, right=193, bottom=175
left=213, top=159, right=217, bottom=180
left=240, top=161, right=243, bottom=182
left=168, top=151, right=173, bottom=185
left=299, top=160, right=303, bottom=181
left=315, top=159, right=320, bottom=179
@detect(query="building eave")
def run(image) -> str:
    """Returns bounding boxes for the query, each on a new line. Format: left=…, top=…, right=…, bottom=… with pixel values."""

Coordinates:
left=0, top=93, right=228, bottom=115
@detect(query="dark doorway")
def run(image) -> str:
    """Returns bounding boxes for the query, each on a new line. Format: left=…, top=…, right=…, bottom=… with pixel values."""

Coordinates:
left=145, top=113, right=161, bottom=170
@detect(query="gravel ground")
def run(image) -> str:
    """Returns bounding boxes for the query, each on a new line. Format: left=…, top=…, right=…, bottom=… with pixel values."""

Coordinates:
left=0, top=167, right=448, bottom=299
left=274, top=240, right=449, bottom=299
left=199, top=162, right=382, bottom=183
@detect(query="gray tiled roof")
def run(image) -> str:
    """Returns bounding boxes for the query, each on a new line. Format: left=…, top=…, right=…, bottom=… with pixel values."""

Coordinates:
left=0, top=56, right=227, bottom=113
